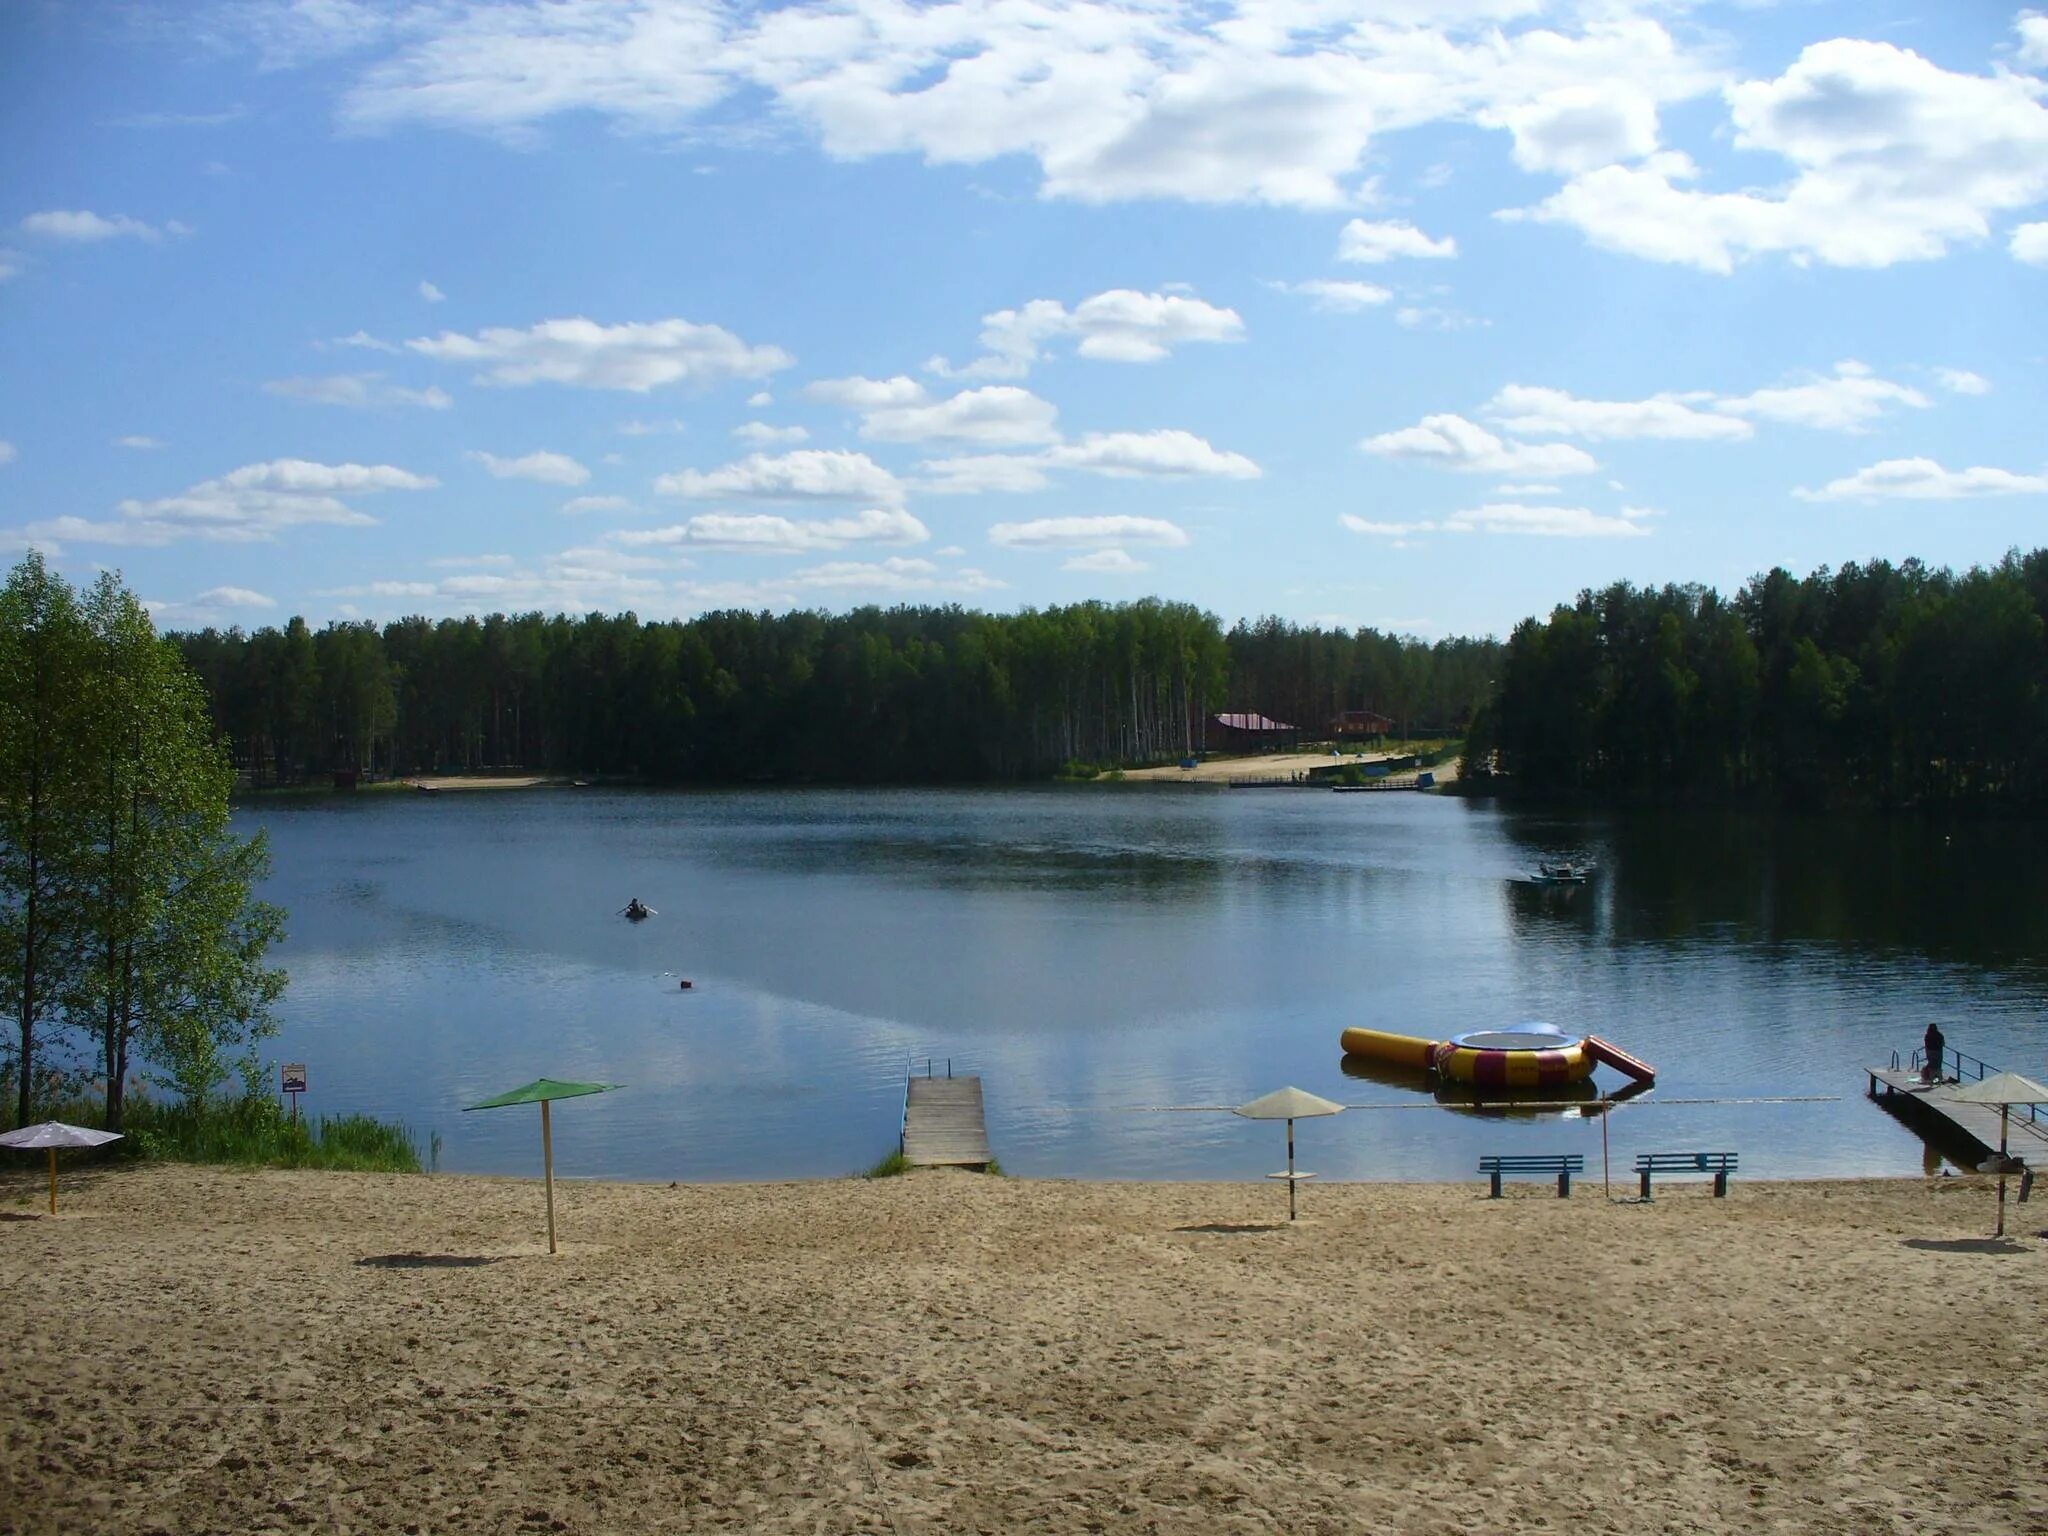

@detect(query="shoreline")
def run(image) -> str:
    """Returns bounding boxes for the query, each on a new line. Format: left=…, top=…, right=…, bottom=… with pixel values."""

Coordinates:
left=7, top=1164, right=2041, bottom=1534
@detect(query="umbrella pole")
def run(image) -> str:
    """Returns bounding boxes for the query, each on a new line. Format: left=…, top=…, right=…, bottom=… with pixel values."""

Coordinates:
left=541, top=1099, right=557, bottom=1255
left=1996, top=1105, right=2009, bottom=1239
left=48, top=1148, right=57, bottom=1215
left=1287, top=1118, right=1297, bottom=1223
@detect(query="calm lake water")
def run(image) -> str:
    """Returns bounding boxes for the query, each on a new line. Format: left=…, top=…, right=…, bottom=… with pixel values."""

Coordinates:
left=239, top=786, right=2048, bottom=1184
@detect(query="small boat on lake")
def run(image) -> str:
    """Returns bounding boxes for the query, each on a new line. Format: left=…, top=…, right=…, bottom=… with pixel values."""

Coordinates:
left=1531, top=860, right=1592, bottom=885
left=623, top=900, right=654, bottom=921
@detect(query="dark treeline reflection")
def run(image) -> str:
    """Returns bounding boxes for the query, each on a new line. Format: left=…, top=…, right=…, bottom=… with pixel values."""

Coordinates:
left=1497, top=808, right=2048, bottom=970
left=171, top=601, right=1497, bottom=785
left=1468, top=550, right=2048, bottom=809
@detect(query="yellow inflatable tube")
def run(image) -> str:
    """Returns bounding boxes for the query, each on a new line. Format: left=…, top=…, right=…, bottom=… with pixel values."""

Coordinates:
left=1338, top=1026, right=1436, bottom=1072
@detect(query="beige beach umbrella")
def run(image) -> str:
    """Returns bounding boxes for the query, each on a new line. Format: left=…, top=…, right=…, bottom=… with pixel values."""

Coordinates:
left=1233, top=1087, right=1345, bottom=1222
left=1948, top=1072, right=2048, bottom=1237
left=0, top=1122, right=123, bottom=1214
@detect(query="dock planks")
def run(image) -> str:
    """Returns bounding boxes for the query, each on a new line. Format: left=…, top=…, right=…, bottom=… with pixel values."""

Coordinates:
left=902, top=1075, right=992, bottom=1168
left=1867, top=1068, right=2048, bottom=1163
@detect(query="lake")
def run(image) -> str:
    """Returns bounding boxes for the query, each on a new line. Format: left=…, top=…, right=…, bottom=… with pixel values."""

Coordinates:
left=240, top=785, right=2048, bottom=1184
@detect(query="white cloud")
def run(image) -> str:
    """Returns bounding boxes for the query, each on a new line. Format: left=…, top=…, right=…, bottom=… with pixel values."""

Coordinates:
left=1045, top=430, right=1260, bottom=479
left=862, top=385, right=1060, bottom=446
left=2012, top=223, right=2048, bottom=266
left=469, top=449, right=590, bottom=485
left=193, top=585, right=276, bottom=608
left=1394, top=305, right=1484, bottom=331
left=989, top=515, right=1189, bottom=550
left=747, top=390, right=774, bottom=407
left=2020, top=14, right=2048, bottom=70
left=299, top=2, right=1716, bottom=210
left=806, top=374, right=927, bottom=409
left=1488, top=84, right=1659, bottom=175
left=1933, top=368, right=1991, bottom=397
left=115, top=435, right=166, bottom=450
left=1441, top=503, right=1651, bottom=537
left=409, top=317, right=792, bottom=391
left=1063, top=547, right=1150, bottom=573
left=419, top=279, right=445, bottom=302
left=0, top=441, right=14, bottom=466
left=734, top=421, right=810, bottom=446
left=914, top=455, right=1053, bottom=495
left=1486, top=384, right=1751, bottom=441
left=1494, top=483, right=1559, bottom=496
left=0, top=249, right=22, bottom=282
left=20, top=209, right=171, bottom=242
left=15, top=459, right=436, bottom=547
left=952, top=290, right=1245, bottom=375
left=1794, top=458, right=2048, bottom=502
left=561, top=494, right=634, bottom=516
left=655, top=449, right=905, bottom=505
left=777, top=557, right=1002, bottom=593
left=617, top=417, right=688, bottom=436
left=1514, top=41, right=2048, bottom=272
left=1713, top=360, right=1927, bottom=432
left=1338, top=219, right=1456, bottom=263
left=1267, top=279, right=1393, bottom=312
left=1340, top=515, right=1437, bottom=538
left=264, top=372, right=453, bottom=410
left=333, top=330, right=399, bottom=353
left=1361, top=414, right=1598, bottom=476
left=614, top=507, right=928, bottom=553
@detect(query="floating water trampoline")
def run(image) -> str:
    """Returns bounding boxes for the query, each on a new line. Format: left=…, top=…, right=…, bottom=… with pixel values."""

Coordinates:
left=1340, top=1023, right=1655, bottom=1090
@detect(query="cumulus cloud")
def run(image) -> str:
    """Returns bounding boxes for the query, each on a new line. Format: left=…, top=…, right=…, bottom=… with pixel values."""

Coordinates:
left=612, top=507, right=929, bottom=553
left=419, top=280, right=445, bottom=302
left=468, top=449, right=590, bottom=485
left=0, top=441, right=14, bottom=466
left=655, top=449, right=905, bottom=505
left=1046, top=430, right=1260, bottom=479
left=20, top=209, right=173, bottom=242
left=1713, top=360, right=1928, bottom=432
left=1794, top=458, right=2048, bottom=502
left=1338, top=220, right=1456, bottom=263
left=1266, top=279, right=1393, bottom=312
left=264, top=372, right=453, bottom=410
left=1361, top=414, right=1599, bottom=476
left=333, top=330, right=399, bottom=353
left=733, top=421, right=809, bottom=445
left=11, top=459, right=436, bottom=548
left=1485, top=384, right=1751, bottom=441
left=989, top=515, right=1189, bottom=550
left=1443, top=503, right=1652, bottom=537
left=1487, top=85, right=1659, bottom=175
left=2011, top=223, right=2048, bottom=266
left=863, top=386, right=1060, bottom=446
left=805, top=375, right=927, bottom=409
left=1933, top=368, right=1991, bottom=397
left=2020, top=13, right=2048, bottom=70
left=913, top=455, right=1053, bottom=495
left=1513, top=40, right=2048, bottom=272
left=408, top=317, right=791, bottom=391
left=941, top=290, right=1245, bottom=376
left=1063, top=547, right=1150, bottom=574
left=193, top=585, right=277, bottom=609
left=561, top=494, right=635, bottom=516
left=115, top=435, right=166, bottom=450
left=1340, top=515, right=1437, bottom=538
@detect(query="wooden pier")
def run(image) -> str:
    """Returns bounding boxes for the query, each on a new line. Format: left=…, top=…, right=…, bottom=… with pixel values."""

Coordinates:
left=1867, top=1067, right=2048, bottom=1164
left=901, top=1070, right=992, bottom=1169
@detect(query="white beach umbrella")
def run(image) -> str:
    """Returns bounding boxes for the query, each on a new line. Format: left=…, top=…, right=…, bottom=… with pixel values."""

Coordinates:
left=0, top=1122, right=123, bottom=1215
left=1233, top=1087, right=1345, bottom=1222
left=1948, top=1073, right=2048, bottom=1237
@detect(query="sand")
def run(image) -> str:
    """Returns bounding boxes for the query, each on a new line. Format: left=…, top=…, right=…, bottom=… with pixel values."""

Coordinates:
left=3, top=1166, right=2042, bottom=1536
left=1119, top=751, right=1462, bottom=786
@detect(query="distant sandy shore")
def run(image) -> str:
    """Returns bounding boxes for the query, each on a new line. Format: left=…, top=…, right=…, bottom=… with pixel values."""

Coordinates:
left=1120, top=750, right=1463, bottom=785
left=405, top=774, right=572, bottom=792
left=5, top=1165, right=2040, bottom=1534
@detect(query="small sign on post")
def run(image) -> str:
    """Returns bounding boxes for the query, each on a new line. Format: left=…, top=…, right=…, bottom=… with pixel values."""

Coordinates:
left=281, top=1063, right=308, bottom=1121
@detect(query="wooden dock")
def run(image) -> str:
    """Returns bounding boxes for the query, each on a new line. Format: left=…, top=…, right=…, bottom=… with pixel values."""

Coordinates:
left=901, top=1074, right=992, bottom=1168
left=1867, top=1068, right=2048, bottom=1163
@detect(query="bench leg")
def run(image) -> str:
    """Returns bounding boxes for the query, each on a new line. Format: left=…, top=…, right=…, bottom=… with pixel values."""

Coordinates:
left=1489, top=1170, right=1502, bottom=1199
left=2019, top=1168, right=2034, bottom=1204
left=1639, top=1169, right=1652, bottom=1200
left=1713, top=1171, right=1729, bottom=1198
left=1557, top=1171, right=1571, bottom=1199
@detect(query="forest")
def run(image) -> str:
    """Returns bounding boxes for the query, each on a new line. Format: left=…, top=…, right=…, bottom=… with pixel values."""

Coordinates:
left=1465, top=549, right=2048, bottom=809
left=168, top=601, right=1495, bottom=784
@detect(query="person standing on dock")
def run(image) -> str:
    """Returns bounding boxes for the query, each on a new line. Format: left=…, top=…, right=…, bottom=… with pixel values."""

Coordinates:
left=1922, top=1021, right=1946, bottom=1084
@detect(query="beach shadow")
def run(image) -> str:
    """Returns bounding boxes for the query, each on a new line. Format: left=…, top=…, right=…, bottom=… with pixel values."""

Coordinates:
left=0, top=1210, right=44, bottom=1222
left=1900, top=1237, right=2032, bottom=1255
left=1174, top=1222, right=1289, bottom=1235
left=356, top=1252, right=505, bottom=1269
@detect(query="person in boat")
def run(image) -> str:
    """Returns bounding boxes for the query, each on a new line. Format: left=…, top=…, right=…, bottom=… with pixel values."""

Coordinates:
left=624, top=898, right=649, bottom=921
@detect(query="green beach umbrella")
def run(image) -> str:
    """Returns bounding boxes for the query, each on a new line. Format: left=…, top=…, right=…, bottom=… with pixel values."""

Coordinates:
left=464, top=1078, right=620, bottom=1253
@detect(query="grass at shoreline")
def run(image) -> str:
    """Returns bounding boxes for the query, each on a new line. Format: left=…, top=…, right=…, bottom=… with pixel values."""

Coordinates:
left=4, top=1090, right=423, bottom=1174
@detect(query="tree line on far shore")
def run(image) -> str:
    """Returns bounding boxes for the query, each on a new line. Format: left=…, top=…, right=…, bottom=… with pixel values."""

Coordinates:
left=167, top=601, right=1498, bottom=784
left=2, top=555, right=284, bottom=1129
left=1464, top=549, right=2048, bottom=808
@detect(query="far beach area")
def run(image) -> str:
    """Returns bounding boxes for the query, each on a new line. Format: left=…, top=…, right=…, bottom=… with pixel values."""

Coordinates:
left=5, top=1166, right=2040, bottom=1534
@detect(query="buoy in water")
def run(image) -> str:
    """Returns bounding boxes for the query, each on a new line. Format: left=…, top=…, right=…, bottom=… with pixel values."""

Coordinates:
left=679, top=979, right=694, bottom=990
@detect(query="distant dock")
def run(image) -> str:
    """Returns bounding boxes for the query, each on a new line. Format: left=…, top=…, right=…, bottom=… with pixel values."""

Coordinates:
left=1867, top=1063, right=2048, bottom=1164
left=901, top=1065, right=992, bottom=1169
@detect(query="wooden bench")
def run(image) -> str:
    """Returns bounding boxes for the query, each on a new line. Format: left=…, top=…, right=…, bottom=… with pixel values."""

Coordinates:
left=1635, top=1151, right=1737, bottom=1199
left=1479, top=1153, right=1584, bottom=1199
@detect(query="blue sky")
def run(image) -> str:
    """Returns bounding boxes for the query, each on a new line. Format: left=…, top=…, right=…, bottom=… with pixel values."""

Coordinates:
left=2, top=0, right=2044, bottom=639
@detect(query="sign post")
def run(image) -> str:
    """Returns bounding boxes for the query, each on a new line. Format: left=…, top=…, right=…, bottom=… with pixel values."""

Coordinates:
left=281, top=1063, right=308, bottom=1122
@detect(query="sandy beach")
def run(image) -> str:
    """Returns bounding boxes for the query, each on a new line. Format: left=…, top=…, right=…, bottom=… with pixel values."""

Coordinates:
left=4, top=1166, right=2042, bottom=1535
left=1119, top=752, right=1463, bottom=785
